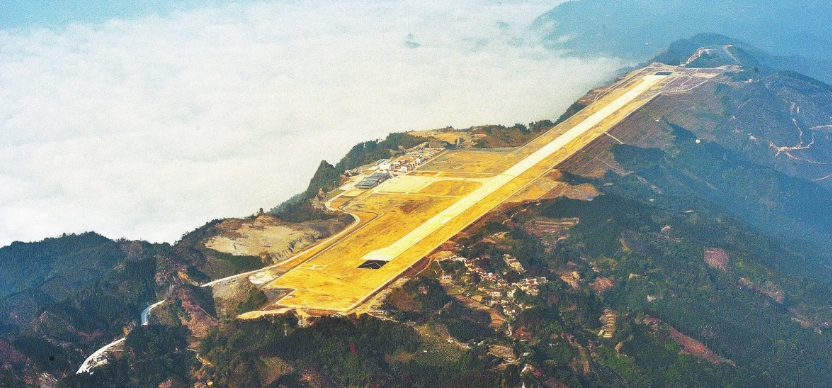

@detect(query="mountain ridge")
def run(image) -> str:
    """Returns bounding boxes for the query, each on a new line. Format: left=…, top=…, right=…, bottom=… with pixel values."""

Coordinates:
left=2, top=35, right=832, bottom=387
left=533, top=0, right=832, bottom=83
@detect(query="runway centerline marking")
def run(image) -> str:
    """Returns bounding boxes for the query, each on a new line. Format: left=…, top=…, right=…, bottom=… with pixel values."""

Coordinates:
left=359, top=75, right=665, bottom=264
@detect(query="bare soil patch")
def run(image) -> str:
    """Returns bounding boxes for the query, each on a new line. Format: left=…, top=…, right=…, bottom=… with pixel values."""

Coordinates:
left=704, top=248, right=729, bottom=271
left=204, top=214, right=344, bottom=264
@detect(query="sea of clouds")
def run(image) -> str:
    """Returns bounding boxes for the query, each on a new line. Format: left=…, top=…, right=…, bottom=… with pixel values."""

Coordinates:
left=0, top=0, right=628, bottom=247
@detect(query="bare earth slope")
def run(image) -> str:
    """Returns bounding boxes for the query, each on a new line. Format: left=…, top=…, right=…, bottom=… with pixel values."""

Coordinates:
left=204, top=214, right=336, bottom=264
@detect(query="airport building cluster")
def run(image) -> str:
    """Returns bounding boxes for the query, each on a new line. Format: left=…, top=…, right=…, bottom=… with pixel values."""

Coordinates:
left=355, top=148, right=442, bottom=190
left=356, top=172, right=390, bottom=189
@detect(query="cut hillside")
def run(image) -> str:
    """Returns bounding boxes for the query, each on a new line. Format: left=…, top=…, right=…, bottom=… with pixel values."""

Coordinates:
left=6, top=35, right=832, bottom=388
left=204, top=213, right=349, bottom=265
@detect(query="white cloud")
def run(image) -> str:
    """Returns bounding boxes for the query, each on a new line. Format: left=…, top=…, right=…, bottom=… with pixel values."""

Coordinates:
left=0, top=0, right=628, bottom=247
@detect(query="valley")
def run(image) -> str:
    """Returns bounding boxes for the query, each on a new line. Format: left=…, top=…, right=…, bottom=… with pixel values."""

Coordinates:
left=5, top=36, right=832, bottom=387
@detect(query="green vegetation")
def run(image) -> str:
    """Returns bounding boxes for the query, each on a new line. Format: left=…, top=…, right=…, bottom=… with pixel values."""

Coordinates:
left=0, top=369, right=26, bottom=388
left=204, top=249, right=263, bottom=277
left=385, top=276, right=451, bottom=315
left=335, top=132, right=426, bottom=171
left=0, top=232, right=128, bottom=299
left=605, top=124, right=832, bottom=257
left=305, top=160, right=341, bottom=198
left=419, top=114, right=832, bottom=385
left=60, top=325, right=194, bottom=388
left=234, top=287, right=268, bottom=315
left=11, top=335, right=74, bottom=374
left=271, top=132, right=426, bottom=222
left=779, top=70, right=832, bottom=91
left=198, top=313, right=522, bottom=388
left=535, top=193, right=832, bottom=386
left=272, top=159, right=342, bottom=220
left=653, top=34, right=759, bottom=67
left=414, top=182, right=832, bottom=386
left=9, top=255, right=158, bottom=336
left=467, top=101, right=582, bottom=149
left=553, top=103, right=586, bottom=126
left=0, top=234, right=166, bottom=384
left=6, top=47, right=832, bottom=387
left=269, top=198, right=336, bottom=223
left=384, top=276, right=495, bottom=344
left=472, top=121, right=555, bottom=148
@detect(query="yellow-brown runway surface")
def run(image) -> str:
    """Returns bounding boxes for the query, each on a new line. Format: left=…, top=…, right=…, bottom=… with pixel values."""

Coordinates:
left=263, top=69, right=672, bottom=312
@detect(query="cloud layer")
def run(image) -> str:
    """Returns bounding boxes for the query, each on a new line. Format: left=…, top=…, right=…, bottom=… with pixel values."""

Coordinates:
left=0, top=0, right=628, bottom=247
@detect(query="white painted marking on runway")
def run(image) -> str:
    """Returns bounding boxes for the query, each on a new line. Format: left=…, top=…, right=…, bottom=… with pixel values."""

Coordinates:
left=359, top=75, right=665, bottom=263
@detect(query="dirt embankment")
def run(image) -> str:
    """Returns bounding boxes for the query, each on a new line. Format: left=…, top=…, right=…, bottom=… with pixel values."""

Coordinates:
left=204, top=214, right=350, bottom=264
left=152, top=286, right=219, bottom=347
left=639, top=316, right=733, bottom=365
left=667, top=326, right=734, bottom=365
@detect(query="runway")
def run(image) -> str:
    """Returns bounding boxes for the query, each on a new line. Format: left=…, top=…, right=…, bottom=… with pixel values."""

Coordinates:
left=259, top=69, right=672, bottom=312
left=360, top=74, right=665, bottom=264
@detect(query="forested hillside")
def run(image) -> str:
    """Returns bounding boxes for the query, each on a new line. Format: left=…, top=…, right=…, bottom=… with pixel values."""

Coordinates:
left=533, top=1, right=832, bottom=83
left=3, top=36, right=832, bottom=387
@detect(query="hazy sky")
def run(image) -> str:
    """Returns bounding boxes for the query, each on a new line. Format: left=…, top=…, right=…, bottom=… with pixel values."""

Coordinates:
left=0, top=0, right=628, bottom=247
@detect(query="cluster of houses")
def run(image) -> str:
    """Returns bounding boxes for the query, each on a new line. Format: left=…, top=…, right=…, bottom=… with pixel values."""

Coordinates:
left=513, top=277, right=548, bottom=296
left=356, top=156, right=420, bottom=189
left=463, top=259, right=505, bottom=283
left=356, top=148, right=442, bottom=190
left=443, top=255, right=549, bottom=319
left=381, top=147, right=443, bottom=176
left=375, top=157, right=422, bottom=175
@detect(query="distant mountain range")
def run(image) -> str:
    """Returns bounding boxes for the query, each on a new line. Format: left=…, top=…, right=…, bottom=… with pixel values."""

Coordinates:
left=533, top=0, right=832, bottom=83
left=3, top=32, right=832, bottom=387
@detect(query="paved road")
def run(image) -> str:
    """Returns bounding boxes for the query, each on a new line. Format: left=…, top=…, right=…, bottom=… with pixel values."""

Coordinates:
left=141, top=300, right=165, bottom=325
left=76, top=338, right=125, bottom=374
left=78, top=299, right=164, bottom=374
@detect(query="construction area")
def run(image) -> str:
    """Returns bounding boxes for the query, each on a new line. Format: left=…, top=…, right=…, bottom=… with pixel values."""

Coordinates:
left=222, top=64, right=697, bottom=315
